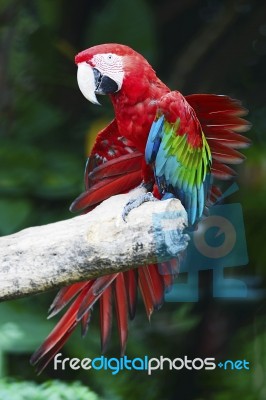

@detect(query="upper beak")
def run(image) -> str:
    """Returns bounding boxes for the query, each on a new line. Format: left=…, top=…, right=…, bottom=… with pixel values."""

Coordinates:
left=77, top=62, right=119, bottom=105
left=77, top=62, right=100, bottom=105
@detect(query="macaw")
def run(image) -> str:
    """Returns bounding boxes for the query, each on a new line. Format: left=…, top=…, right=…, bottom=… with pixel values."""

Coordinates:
left=31, top=44, right=250, bottom=373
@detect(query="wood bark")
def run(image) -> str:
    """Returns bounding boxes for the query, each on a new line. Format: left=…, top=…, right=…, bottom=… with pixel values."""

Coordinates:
left=0, top=188, right=188, bottom=301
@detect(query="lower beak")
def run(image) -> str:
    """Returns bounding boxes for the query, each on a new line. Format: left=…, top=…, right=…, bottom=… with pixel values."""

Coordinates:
left=93, top=68, right=119, bottom=95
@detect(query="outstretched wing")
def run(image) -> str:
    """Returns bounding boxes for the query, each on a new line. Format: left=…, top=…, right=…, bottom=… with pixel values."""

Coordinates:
left=145, top=91, right=212, bottom=225
left=70, top=119, right=143, bottom=212
left=185, top=94, right=251, bottom=180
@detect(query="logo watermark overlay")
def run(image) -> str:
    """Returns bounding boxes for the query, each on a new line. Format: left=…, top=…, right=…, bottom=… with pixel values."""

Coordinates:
left=153, top=184, right=250, bottom=302
left=53, top=353, right=250, bottom=375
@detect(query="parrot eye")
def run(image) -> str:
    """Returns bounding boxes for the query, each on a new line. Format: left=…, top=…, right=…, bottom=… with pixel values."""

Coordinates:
left=105, top=54, right=114, bottom=63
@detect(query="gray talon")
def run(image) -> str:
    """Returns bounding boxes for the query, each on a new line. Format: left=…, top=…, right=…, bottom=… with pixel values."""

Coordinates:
left=122, top=192, right=158, bottom=222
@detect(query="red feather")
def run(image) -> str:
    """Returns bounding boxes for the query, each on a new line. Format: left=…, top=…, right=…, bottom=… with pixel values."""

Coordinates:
left=114, top=274, right=128, bottom=355
left=33, top=323, right=77, bottom=375
left=206, top=131, right=251, bottom=148
left=207, top=184, right=223, bottom=206
left=48, top=282, right=88, bottom=318
left=211, top=161, right=237, bottom=180
left=210, top=142, right=246, bottom=164
left=138, top=267, right=154, bottom=320
left=185, top=94, right=248, bottom=116
left=81, top=310, right=92, bottom=338
left=186, top=93, right=251, bottom=180
left=145, top=264, right=165, bottom=310
left=159, top=262, right=175, bottom=291
left=30, top=283, right=91, bottom=371
left=77, top=274, right=118, bottom=321
left=124, top=269, right=138, bottom=320
left=70, top=170, right=142, bottom=212
left=100, top=285, right=113, bottom=353
left=88, top=152, right=143, bottom=184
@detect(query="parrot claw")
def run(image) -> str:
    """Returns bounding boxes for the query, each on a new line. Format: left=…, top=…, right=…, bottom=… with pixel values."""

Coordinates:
left=139, top=181, right=154, bottom=192
left=122, top=192, right=158, bottom=222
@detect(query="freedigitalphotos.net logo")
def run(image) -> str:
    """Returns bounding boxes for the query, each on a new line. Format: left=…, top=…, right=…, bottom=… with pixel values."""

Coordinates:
left=153, top=184, right=249, bottom=302
left=53, top=354, right=250, bottom=375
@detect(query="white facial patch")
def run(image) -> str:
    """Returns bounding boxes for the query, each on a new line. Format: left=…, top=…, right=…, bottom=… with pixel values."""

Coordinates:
left=77, top=62, right=100, bottom=105
left=92, top=53, right=124, bottom=91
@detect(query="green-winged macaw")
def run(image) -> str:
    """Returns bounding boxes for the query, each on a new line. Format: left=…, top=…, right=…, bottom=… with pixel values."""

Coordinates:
left=31, top=43, right=250, bottom=373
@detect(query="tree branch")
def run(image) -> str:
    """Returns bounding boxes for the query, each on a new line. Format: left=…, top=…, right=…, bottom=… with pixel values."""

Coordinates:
left=0, top=188, right=188, bottom=301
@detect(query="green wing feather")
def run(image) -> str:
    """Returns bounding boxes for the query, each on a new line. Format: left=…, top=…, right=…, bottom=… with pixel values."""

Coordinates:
left=145, top=104, right=212, bottom=225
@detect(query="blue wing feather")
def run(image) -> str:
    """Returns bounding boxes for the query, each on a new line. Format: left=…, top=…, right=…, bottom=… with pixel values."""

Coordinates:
left=145, top=97, right=211, bottom=225
left=145, top=115, right=164, bottom=164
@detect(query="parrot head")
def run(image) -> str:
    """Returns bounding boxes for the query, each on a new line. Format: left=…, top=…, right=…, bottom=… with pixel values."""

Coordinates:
left=75, top=43, right=155, bottom=105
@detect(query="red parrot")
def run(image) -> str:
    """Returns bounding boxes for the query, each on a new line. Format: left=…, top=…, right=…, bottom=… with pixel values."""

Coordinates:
left=31, top=44, right=250, bottom=373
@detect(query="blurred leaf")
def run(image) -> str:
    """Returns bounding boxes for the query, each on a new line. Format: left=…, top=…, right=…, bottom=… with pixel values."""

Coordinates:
left=0, top=302, right=54, bottom=353
left=0, top=198, right=32, bottom=235
left=13, top=94, right=64, bottom=141
left=35, top=0, right=63, bottom=30
left=86, top=0, right=156, bottom=62
left=0, top=379, right=100, bottom=400
left=171, top=303, right=200, bottom=332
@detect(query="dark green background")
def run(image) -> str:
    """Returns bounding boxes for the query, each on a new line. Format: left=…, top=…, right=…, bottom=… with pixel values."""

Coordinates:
left=1, top=1, right=266, bottom=399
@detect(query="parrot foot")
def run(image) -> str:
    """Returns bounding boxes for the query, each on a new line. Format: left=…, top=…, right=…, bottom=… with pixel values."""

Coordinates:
left=139, top=181, right=154, bottom=192
left=122, top=192, right=158, bottom=222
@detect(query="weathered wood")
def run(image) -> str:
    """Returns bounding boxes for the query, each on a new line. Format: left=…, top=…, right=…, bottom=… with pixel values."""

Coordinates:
left=0, top=188, right=188, bottom=301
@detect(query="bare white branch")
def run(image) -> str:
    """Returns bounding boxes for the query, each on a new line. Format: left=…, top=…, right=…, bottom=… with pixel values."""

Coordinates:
left=0, top=188, right=188, bottom=301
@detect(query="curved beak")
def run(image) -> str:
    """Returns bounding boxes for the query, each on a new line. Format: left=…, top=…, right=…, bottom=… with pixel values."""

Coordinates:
left=77, top=62, right=119, bottom=105
left=77, top=62, right=100, bottom=105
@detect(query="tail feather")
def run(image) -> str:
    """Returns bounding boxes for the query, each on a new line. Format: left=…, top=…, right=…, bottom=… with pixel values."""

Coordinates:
left=100, top=285, right=113, bottom=353
left=77, top=274, right=118, bottom=321
left=124, top=269, right=138, bottom=320
left=81, top=310, right=91, bottom=338
left=138, top=267, right=155, bottom=320
left=48, top=282, right=88, bottom=318
left=158, top=259, right=180, bottom=292
left=207, top=184, right=223, bottom=206
left=30, top=283, right=91, bottom=367
left=114, top=274, right=128, bottom=355
left=159, top=262, right=175, bottom=291
left=145, top=264, right=165, bottom=310
left=33, top=323, right=77, bottom=375
left=31, top=264, right=174, bottom=372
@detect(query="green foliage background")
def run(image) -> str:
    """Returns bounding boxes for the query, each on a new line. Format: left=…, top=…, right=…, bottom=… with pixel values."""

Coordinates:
left=1, top=0, right=266, bottom=399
